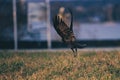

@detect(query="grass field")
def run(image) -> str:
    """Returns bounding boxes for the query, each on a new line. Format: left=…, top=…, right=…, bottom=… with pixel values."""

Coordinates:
left=0, top=50, right=120, bottom=80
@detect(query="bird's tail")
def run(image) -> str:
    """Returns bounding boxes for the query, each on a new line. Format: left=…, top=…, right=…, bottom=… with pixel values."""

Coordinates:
left=75, top=43, right=87, bottom=48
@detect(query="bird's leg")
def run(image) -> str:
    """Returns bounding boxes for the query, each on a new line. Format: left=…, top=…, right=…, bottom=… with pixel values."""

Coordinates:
left=74, top=47, right=77, bottom=57
left=71, top=47, right=77, bottom=57
left=71, top=48, right=74, bottom=53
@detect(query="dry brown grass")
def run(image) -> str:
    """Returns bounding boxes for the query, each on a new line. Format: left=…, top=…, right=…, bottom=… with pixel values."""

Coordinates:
left=0, top=50, right=120, bottom=80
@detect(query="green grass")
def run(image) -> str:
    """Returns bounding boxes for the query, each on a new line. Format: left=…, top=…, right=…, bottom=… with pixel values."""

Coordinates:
left=0, top=50, right=120, bottom=80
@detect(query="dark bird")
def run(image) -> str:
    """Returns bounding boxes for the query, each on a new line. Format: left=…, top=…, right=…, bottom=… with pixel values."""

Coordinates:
left=53, top=7, right=86, bottom=57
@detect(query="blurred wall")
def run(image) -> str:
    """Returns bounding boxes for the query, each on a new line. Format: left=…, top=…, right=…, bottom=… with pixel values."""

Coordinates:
left=0, top=0, right=120, bottom=49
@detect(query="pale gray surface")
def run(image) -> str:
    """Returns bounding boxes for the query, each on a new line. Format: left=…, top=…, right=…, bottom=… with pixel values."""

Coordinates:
left=1, top=47, right=120, bottom=52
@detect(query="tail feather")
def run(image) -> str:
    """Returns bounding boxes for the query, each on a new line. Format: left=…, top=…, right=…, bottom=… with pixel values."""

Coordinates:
left=76, top=43, right=87, bottom=48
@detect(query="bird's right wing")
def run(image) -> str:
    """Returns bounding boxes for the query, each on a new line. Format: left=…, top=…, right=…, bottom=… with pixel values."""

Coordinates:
left=68, top=8, right=73, bottom=32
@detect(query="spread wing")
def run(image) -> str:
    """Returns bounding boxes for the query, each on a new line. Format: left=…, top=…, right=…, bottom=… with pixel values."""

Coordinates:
left=53, top=8, right=73, bottom=37
left=68, top=8, right=73, bottom=32
left=53, top=15, right=71, bottom=39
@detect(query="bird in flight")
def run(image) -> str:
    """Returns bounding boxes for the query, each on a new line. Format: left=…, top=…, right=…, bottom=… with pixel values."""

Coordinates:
left=53, top=7, right=86, bottom=57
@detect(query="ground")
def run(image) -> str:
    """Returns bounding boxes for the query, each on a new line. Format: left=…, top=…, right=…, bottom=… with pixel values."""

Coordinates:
left=0, top=49, right=120, bottom=80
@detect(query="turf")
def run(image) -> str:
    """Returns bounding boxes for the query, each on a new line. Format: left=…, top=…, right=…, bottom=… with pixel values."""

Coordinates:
left=0, top=50, right=120, bottom=80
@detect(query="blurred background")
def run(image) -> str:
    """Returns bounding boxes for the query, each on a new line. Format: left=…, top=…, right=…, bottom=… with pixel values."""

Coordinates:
left=0, top=0, right=120, bottom=50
